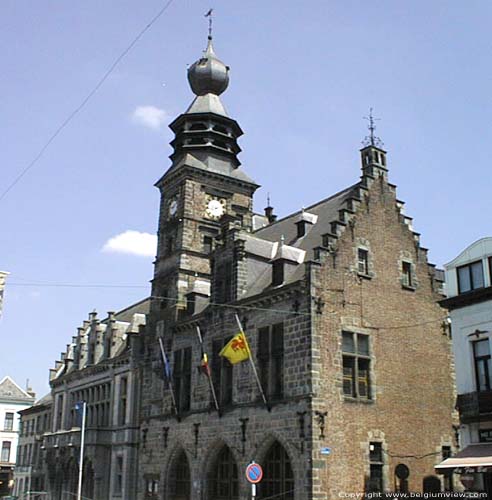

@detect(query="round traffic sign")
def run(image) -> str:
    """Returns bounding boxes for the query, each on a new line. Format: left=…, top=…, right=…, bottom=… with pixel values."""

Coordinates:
left=245, top=462, right=263, bottom=484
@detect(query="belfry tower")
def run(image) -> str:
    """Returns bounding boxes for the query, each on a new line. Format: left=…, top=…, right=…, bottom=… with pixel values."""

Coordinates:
left=151, top=34, right=259, bottom=319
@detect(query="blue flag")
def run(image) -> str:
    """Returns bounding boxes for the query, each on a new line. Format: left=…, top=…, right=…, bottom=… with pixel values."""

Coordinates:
left=74, top=401, right=85, bottom=427
left=158, top=338, right=172, bottom=380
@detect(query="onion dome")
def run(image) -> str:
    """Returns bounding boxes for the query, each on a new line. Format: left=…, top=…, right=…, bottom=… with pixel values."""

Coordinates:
left=187, top=37, right=230, bottom=96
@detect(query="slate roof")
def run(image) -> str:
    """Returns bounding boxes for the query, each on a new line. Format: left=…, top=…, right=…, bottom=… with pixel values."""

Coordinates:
left=165, top=152, right=258, bottom=186
left=240, top=183, right=359, bottom=296
left=0, top=376, right=35, bottom=402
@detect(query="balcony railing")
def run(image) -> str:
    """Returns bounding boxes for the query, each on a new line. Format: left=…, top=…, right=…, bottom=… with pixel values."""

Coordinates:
left=456, top=390, right=492, bottom=423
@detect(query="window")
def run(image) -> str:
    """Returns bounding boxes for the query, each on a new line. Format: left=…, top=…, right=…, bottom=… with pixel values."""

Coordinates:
left=297, top=221, right=306, bottom=238
left=212, top=339, right=233, bottom=406
left=358, top=249, right=369, bottom=275
left=173, top=348, right=192, bottom=413
left=203, top=235, right=213, bottom=254
left=119, top=377, right=128, bottom=426
left=473, top=339, right=491, bottom=392
left=402, top=261, right=412, bottom=287
left=166, top=236, right=175, bottom=256
left=458, top=260, right=484, bottom=293
left=208, top=446, right=238, bottom=500
left=342, top=332, right=371, bottom=399
left=1, top=441, right=11, bottom=462
left=261, top=441, right=294, bottom=499
left=114, top=456, right=123, bottom=495
left=170, top=451, right=191, bottom=500
left=272, top=260, right=284, bottom=286
left=258, top=324, right=284, bottom=400
left=55, top=394, right=64, bottom=430
left=4, top=412, right=13, bottom=431
left=368, top=442, right=383, bottom=492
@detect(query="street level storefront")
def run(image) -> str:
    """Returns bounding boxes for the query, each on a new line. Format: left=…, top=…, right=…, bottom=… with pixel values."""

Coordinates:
left=436, top=443, right=492, bottom=495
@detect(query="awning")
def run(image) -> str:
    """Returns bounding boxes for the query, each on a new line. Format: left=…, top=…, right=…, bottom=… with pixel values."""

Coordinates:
left=435, top=443, right=492, bottom=470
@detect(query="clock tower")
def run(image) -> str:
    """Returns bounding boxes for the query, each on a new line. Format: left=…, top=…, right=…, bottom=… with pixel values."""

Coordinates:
left=151, top=35, right=259, bottom=318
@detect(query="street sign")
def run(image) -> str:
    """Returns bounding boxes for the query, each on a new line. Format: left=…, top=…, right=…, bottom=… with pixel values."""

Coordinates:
left=320, top=447, right=331, bottom=455
left=245, top=462, right=263, bottom=484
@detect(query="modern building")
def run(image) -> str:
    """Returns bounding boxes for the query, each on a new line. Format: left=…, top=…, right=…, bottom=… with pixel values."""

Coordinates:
left=436, top=237, right=492, bottom=495
left=42, top=298, right=149, bottom=500
left=13, top=393, right=52, bottom=499
left=0, top=376, right=35, bottom=497
left=137, top=34, right=458, bottom=499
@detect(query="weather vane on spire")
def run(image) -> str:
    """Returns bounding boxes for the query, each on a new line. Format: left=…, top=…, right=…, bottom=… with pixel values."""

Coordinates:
left=362, top=108, right=383, bottom=147
left=205, top=8, right=214, bottom=39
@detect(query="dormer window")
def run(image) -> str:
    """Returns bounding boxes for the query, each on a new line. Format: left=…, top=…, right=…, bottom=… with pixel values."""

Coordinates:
left=272, top=260, right=284, bottom=286
left=297, top=221, right=307, bottom=238
left=457, top=260, right=484, bottom=293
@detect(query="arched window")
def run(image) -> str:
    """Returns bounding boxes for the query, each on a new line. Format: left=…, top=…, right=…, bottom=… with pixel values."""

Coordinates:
left=208, top=445, right=238, bottom=500
left=169, top=450, right=191, bottom=500
left=260, top=441, right=294, bottom=499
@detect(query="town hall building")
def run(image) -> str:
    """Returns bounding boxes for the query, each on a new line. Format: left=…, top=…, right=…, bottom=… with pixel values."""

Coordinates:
left=136, top=33, right=458, bottom=499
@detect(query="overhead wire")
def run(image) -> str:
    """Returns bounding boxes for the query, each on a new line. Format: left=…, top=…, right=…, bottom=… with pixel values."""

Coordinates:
left=0, top=0, right=177, bottom=203
left=7, top=281, right=449, bottom=328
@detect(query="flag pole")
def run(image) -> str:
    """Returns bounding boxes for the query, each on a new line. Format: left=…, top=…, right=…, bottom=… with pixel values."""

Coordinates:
left=234, top=314, right=270, bottom=410
left=158, top=337, right=179, bottom=416
left=77, top=401, right=87, bottom=500
left=196, top=326, right=220, bottom=413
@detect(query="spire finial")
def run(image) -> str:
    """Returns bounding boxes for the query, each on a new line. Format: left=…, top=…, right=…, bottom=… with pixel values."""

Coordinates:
left=205, top=8, right=214, bottom=40
left=362, top=108, right=383, bottom=147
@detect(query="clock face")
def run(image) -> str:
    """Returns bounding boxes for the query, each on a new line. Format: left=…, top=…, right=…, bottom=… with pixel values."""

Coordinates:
left=168, top=198, right=178, bottom=218
left=205, top=198, right=225, bottom=220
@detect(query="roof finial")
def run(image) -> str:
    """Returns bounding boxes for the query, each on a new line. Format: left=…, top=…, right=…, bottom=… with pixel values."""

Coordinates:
left=267, top=192, right=271, bottom=207
left=205, top=8, right=214, bottom=40
left=362, top=107, right=383, bottom=147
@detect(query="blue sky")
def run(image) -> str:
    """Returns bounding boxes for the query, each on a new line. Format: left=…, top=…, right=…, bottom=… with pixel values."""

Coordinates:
left=1, top=0, right=491, bottom=396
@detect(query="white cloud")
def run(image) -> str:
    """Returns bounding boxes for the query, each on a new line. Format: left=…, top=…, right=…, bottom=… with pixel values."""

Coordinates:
left=102, top=230, right=157, bottom=257
left=132, top=105, right=167, bottom=130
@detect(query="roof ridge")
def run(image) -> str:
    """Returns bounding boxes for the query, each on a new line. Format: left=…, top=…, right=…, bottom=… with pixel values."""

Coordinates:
left=254, top=182, right=360, bottom=234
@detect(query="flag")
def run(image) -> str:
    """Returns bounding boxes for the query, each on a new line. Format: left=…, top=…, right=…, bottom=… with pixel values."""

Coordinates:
left=219, top=332, right=251, bottom=365
left=201, top=352, right=211, bottom=376
left=161, top=346, right=172, bottom=381
left=74, top=401, right=85, bottom=427
left=158, top=337, right=178, bottom=415
left=204, top=8, right=213, bottom=17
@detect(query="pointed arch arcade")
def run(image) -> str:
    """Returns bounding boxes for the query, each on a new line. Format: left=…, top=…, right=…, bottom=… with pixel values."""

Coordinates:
left=168, top=449, right=191, bottom=500
left=207, top=444, right=239, bottom=500
left=260, top=440, right=294, bottom=499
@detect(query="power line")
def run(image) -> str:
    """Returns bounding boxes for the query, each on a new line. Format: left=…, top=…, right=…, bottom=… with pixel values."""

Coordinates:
left=0, top=0, right=177, bottom=203
left=7, top=281, right=449, bottom=328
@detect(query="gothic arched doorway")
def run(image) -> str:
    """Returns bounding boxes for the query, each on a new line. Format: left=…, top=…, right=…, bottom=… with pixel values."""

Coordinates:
left=207, top=445, right=239, bottom=500
left=62, top=457, right=78, bottom=499
left=82, top=460, right=95, bottom=500
left=169, top=450, right=191, bottom=500
left=260, top=441, right=294, bottom=499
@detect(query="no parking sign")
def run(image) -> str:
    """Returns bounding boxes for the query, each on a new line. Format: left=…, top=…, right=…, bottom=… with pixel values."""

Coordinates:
left=246, top=462, right=263, bottom=498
